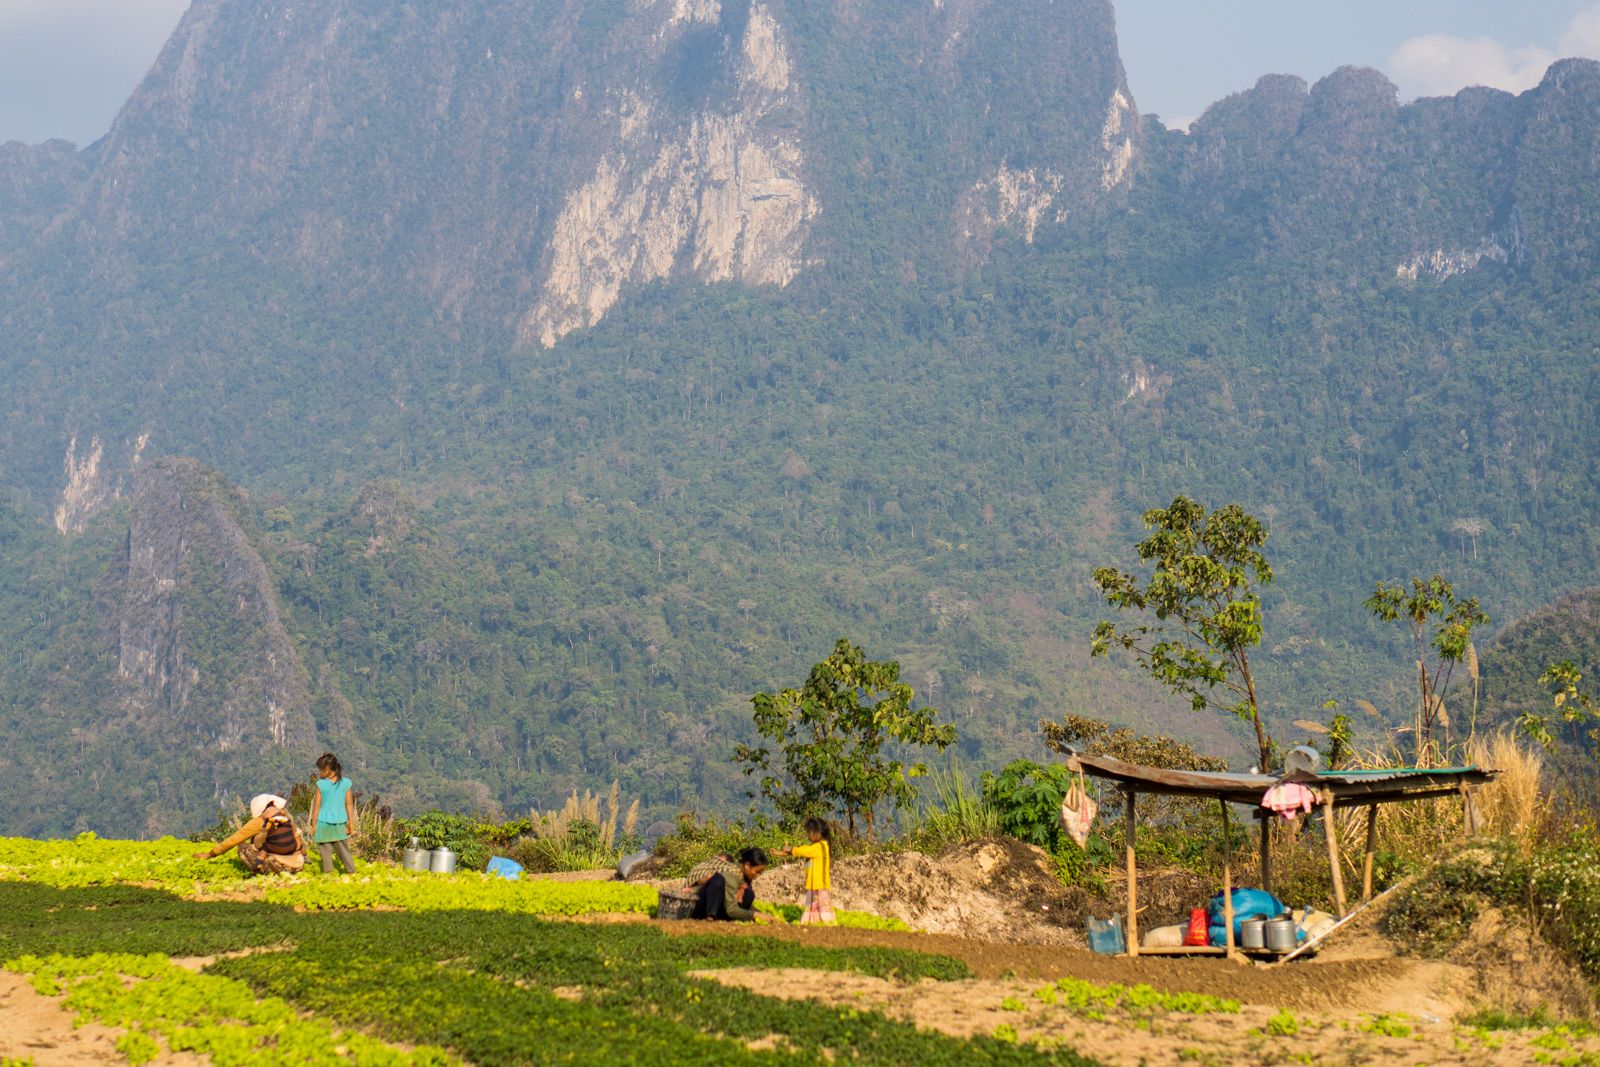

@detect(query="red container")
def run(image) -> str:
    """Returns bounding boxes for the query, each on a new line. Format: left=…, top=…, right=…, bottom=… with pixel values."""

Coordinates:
left=1183, top=907, right=1209, bottom=946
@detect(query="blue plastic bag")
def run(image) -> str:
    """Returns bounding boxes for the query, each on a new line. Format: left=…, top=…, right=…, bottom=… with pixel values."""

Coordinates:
left=1086, top=915, right=1126, bottom=955
left=486, top=856, right=523, bottom=881
left=1206, top=887, right=1284, bottom=946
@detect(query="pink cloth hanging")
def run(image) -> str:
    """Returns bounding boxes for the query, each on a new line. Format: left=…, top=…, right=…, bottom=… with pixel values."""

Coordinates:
left=1261, top=782, right=1317, bottom=819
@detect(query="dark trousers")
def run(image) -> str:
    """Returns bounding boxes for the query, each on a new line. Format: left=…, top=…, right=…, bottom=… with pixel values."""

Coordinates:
left=691, top=874, right=754, bottom=921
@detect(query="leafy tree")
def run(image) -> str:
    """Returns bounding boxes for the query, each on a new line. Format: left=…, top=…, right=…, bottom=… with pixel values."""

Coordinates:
left=1518, top=661, right=1600, bottom=757
left=1091, top=497, right=1276, bottom=769
left=1364, top=575, right=1488, bottom=764
left=736, top=638, right=955, bottom=837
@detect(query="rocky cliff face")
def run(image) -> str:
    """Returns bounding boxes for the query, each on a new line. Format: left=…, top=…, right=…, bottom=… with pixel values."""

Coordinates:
left=112, top=458, right=315, bottom=755
left=521, top=1, right=818, bottom=347
left=3, top=0, right=1135, bottom=354
left=1162, top=60, right=1600, bottom=279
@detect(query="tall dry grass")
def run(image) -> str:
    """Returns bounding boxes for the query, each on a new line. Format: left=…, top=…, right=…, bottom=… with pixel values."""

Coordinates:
left=536, top=780, right=641, bottom=850
left=1463, top=731, right=1545, bottom=849
left=1233, top=731, right=1545, bottom=907
left=515, top=781, right=642, bottom=872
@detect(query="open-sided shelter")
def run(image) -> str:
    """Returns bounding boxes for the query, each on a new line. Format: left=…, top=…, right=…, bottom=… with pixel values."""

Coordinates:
left=1065, top=752, right=1497, bottom=959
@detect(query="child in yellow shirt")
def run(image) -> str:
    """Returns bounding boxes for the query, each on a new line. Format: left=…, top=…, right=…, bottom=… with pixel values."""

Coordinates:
left=777, top=817, right=835, bottom=924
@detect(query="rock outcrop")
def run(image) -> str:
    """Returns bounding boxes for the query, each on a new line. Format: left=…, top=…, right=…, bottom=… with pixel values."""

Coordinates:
left=113, top=458, right=315, bottom=754
left=522, top=1, right=817, bottom=347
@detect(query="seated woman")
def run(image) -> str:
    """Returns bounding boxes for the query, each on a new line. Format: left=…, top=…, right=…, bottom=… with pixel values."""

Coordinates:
left=686, top=847, right=769, bottom=922
left=193, top=794, right=306, bottom=874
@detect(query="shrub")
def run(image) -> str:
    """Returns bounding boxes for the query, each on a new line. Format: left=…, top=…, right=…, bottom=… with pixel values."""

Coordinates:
left=394, top=811, right=491, bottom=871
left=1385, top=850, right=1498, bottom=957
left=980, top=760, right=1078, bottom=851
left=650, top=813, right=793, bottom=878
left=1050, top=838, right=1113, bottom=893
left=1389, top=837, right=1600, bottom=981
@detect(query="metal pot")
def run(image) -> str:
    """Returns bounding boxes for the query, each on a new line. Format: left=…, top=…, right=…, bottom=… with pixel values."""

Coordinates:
left=1264, top=914, right=1298, bottom=953
left=429, top=847, right=458, bottom=874
left=1241, top=917, right=1267, bottom=951
left=402, top=837, right=431, bottom=872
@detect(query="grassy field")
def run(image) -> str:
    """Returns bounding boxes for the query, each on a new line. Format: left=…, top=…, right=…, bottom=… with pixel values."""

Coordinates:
left=0, top=837, right=1098, bottom=1065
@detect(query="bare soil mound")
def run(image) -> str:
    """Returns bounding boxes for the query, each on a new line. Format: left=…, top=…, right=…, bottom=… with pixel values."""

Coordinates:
left=752, top=837, right=1213, bottom=946
left=1443, top=906, right=1596, bottom=1021
left=755, top=838, right=1082, bottom=943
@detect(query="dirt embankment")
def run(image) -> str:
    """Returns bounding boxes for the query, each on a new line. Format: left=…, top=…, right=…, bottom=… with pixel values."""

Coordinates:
left=742, top=837, right=1212, bottom=946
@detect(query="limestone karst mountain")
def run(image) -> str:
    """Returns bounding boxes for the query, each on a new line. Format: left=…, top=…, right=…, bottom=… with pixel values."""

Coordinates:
left=3, top=1, right=1600, bottom=835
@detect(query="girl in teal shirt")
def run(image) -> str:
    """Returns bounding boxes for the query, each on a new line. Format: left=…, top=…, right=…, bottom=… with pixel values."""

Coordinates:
left=307, top=751, right=357, bottom=874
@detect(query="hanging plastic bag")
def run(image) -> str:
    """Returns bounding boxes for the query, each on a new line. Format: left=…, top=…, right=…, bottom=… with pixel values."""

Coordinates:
left=1058, top=768, right=1098, bottom=848
left=1086, top=915, right=1126, bottom=954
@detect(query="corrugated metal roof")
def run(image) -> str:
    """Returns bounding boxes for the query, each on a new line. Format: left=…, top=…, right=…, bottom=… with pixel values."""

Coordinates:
left=1066, top=753, right=1497, bottom=806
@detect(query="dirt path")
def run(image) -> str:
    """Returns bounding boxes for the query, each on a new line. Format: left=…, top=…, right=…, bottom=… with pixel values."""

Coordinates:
left=0, top=970, right=207, bottom=1067
left=656, top=920, right=1433, bottom=1014
left=696, top=966, right=1595, bottom=1066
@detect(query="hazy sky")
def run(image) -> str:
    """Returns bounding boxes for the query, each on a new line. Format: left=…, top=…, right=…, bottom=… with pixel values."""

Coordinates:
left=1, top=1, right=1598, bottom=145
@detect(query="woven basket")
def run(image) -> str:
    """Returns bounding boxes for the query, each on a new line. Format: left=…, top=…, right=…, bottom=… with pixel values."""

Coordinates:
left=656, top=887, right=699, bottom=920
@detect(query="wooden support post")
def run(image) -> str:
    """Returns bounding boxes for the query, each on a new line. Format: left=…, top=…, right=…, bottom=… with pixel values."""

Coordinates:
left=1322, top=791, right=1348, bottom=917
left=1258, top=814, right=1273, bottom=896
left=1361, top=804, right=1378, bottom=903
left=1124, top=787, right=1139, bottom=957
left=1460, top=783, right=1480, bottom=837
left=1220, top=800, right=1236, bottom=959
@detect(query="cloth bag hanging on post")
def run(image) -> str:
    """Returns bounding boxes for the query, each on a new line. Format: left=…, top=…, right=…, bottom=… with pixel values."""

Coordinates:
left=1058, top=767, right=1098, bottom=848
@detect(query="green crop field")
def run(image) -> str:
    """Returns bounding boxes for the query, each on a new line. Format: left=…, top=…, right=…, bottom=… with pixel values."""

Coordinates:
left=0, top=837, right=1099, bottom=1065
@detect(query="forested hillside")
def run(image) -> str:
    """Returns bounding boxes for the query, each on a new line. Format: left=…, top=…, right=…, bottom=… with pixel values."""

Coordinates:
left=1, top=0, right=1598, bottom=836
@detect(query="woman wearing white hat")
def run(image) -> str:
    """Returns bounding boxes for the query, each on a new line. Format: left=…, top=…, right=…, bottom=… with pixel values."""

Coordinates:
left=193, top=794, right=306, bottom=874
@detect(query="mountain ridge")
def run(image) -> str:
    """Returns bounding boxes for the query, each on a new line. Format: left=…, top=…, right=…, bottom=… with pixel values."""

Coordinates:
left=2, top=3, right=1599, bottom=836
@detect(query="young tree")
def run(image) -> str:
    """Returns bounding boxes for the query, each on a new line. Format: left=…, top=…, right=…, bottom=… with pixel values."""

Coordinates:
left=736, top=638, right=955, bottom=837
left=1091, top=497, right=1275, bottom=769
left=1364, top=575, right=1488, bottom=764
left=1518, top=661, right=1600, bottom=757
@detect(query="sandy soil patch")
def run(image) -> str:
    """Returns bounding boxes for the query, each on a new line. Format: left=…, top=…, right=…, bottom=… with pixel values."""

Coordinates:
left=0, top=970, right=208, bottom=1067
left=695, top=966, right=1599, bottom=1066
left=527, top=869, right=619, bottom=883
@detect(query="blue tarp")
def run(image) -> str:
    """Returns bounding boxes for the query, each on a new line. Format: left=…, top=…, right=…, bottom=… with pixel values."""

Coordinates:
left=486, top=856, right=523, bottom=881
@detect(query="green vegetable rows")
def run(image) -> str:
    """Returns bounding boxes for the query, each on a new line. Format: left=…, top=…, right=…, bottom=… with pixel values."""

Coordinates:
left=6, top=952, right=456, bottom=1066
left=0, top=835, right=900, bottom=927
left=0, top=839, right=1108, bottom=1065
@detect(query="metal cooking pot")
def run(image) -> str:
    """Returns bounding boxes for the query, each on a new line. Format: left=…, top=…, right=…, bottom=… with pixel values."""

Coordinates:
left=1241, top=917, right=1267, bottom=951
left=402, top=837, right=430, bottom=872
left=1264, top=914, right=1298, bottom=953
left=429, top=846, right=458, bottom=874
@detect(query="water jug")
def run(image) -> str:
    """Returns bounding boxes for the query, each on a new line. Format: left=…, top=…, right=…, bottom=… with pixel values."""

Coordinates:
left=402, top=837, right=430, bottom=872
left=429, top=846, right=458, bottom=874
